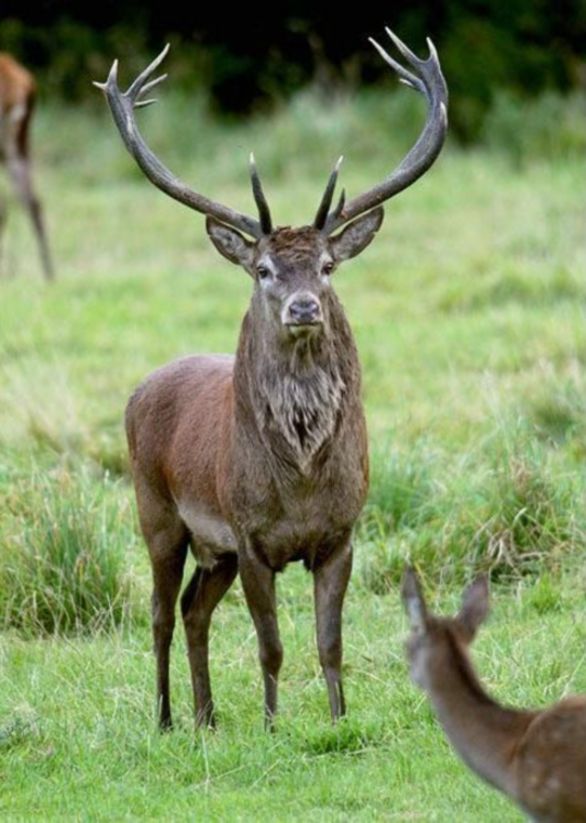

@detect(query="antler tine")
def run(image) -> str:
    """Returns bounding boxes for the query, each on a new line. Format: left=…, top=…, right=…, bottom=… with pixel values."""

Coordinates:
left=384, top=28, right=422, bottom=67
left=368, top=37, right=422, bottom=93
left=249, top=153, right=273, bottom=234
left=333, top=188, right=346, bottom=219
left=94, top=47, right=262, bottom=239
left=92, top=58, right=118, bottom=92
left=127, top=44, right=170, bottom=101
left=323, top=28, right=448, bottom=235
left=134, top=98, right=159, bottom=109
left=426, top=37, right=439, bottom=63
left=314, top=156, right=343, bottom=230
left=138, top=73, right=168, bottom=97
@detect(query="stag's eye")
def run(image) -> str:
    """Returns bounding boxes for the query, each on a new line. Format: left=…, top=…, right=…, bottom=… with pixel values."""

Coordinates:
left=321, top=261, right=334, bottom=277
left=256, top=265, right=271, bottom=280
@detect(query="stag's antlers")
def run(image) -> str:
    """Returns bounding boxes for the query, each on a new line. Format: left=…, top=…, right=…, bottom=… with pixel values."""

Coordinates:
left=95, top=28, right=448, bottom=237
left=94, top=45, right=264, bottom=238
left=317, top=29, right=448, bottom=234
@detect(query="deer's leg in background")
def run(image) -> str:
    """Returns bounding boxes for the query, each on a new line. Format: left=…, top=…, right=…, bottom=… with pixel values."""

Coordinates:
left=181, top=554, right=238, bottom=728
left=313, top=538, right=353, bottom=721
left=239, top=543, right=283, bottom=730
left=5, top=102, right=54, bottom=281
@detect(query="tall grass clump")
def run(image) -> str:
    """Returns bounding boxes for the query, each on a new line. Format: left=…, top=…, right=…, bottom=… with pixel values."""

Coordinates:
left=358, top=418, right=586, bottom=594
left=450, top=420, right=583, bottom=578
left=0, top=465, right=140, bottom=636
left=357, top=442, right=442, bottom=594
left=361, top=441, right=439, bottom=536
left=523, top=372, right=586, bottom=457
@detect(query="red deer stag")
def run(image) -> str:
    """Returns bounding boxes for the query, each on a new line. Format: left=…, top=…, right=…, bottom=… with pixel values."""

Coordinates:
left=0, top=53, right=54, bottom=280
left=402, top=568, right=586, bottom=821
left=95, top=29, right=447, bottom=730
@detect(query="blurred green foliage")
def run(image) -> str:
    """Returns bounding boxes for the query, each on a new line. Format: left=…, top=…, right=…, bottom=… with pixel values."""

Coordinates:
left=1, top=2, right=584, bottom=140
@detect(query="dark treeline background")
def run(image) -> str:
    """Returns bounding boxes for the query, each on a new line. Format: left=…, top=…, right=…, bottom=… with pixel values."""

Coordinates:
left=1, top=1, right=585, bottom=140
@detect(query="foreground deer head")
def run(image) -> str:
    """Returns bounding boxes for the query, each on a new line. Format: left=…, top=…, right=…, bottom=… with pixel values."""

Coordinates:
left=95, top=29, right=447, bottom=731
left=0, top=53, right=54, bottom=280
left=402, top=568, right=586, bottom=821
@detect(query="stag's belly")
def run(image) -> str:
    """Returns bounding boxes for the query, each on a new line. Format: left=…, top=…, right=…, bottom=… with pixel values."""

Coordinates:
left=176, top=495, right=356, bottom=571
left=176, top=500, right=238, bottom=568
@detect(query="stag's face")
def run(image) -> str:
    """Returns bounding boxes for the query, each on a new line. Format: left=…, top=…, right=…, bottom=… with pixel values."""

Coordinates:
left=252, top=228, right=336, bottom=340
left=206, top=209, right=383, bottom=342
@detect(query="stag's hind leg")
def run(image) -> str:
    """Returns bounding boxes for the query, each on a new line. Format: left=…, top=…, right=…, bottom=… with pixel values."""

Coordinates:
left=181, top=554, right=238, bottom=728
left=135, top=480, right=189, bottom=730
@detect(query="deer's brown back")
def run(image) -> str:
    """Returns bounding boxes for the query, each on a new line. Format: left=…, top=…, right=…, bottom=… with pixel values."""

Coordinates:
left=0, top=54, right=35, bottom=108
left=516, top=696, right=586, bottom=819
left=0, top=54, right=36, bottom=157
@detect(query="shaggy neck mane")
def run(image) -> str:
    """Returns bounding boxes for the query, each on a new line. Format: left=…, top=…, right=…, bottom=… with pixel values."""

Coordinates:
left=236, top=299, right=356, bottom=470
left=258, top=337, right=346, bottom=463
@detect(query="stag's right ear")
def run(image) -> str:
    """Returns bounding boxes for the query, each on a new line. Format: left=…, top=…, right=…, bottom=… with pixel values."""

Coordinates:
left=401, top=567, right=429, bottom=633
left=206, top=217, right=255, bottom=271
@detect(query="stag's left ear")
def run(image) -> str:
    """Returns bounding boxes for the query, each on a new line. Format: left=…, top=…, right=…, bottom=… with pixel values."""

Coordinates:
left=330, top=206, right=384, bottom=262
left=401, top=567, right=429, bottom=633
left=457, top=576, right=490, bottom=641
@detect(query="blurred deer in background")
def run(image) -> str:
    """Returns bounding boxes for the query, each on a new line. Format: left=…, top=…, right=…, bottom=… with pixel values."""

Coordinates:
left=402, top=568, right=586, bottom=821
left=0, top=53, right=54, bottom=280
left=95, top=29, right=447, bottom=730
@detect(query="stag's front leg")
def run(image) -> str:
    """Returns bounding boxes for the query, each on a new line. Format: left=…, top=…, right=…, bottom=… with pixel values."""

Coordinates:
left=313, top=539, right=353, bottom=721
left=238, top=543, right=283, bottom=730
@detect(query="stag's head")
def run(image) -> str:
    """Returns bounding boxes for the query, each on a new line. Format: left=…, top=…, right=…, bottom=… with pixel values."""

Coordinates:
left=206, top=158, right=384, bottom=341
left=401, top=568, right=490, bottom=691
left=95, top=28, right=447, bottom=343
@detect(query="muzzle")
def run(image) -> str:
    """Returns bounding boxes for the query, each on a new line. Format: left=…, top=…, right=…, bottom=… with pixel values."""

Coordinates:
left=282, top=292, right=323, bottom=327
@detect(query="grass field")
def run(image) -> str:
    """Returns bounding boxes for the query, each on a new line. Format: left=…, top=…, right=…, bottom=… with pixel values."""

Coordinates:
left=0, top=84, right=585, bottom=820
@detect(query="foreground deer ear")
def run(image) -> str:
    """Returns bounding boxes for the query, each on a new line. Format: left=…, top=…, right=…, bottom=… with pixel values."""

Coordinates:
left=330, top=206, right=384, bottom=262
left=457, top=576, right=490, bottom=640
left=206, top=217, right=256, bottom=270
left=401, top=567, right=429, bottom=633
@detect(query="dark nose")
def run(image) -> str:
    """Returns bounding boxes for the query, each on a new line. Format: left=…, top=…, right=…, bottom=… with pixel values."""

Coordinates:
left=288, top=298, right=321, bottom=324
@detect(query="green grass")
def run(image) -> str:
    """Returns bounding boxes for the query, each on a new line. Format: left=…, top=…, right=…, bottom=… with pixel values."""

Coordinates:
left=0, top=465, right=141, bottom=635
left=0, top=86, right=585, bottom=819
left=359, top=417, right=585, bottom=591
left=1, top=573, right=585, bottom=820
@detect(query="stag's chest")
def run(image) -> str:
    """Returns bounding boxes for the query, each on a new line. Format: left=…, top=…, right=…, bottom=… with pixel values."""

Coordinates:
left=253, top=499, right=360, bottom=571
left=221, top=345, right=368, bottom=565
left=225, top=420, right=368, bottom=569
